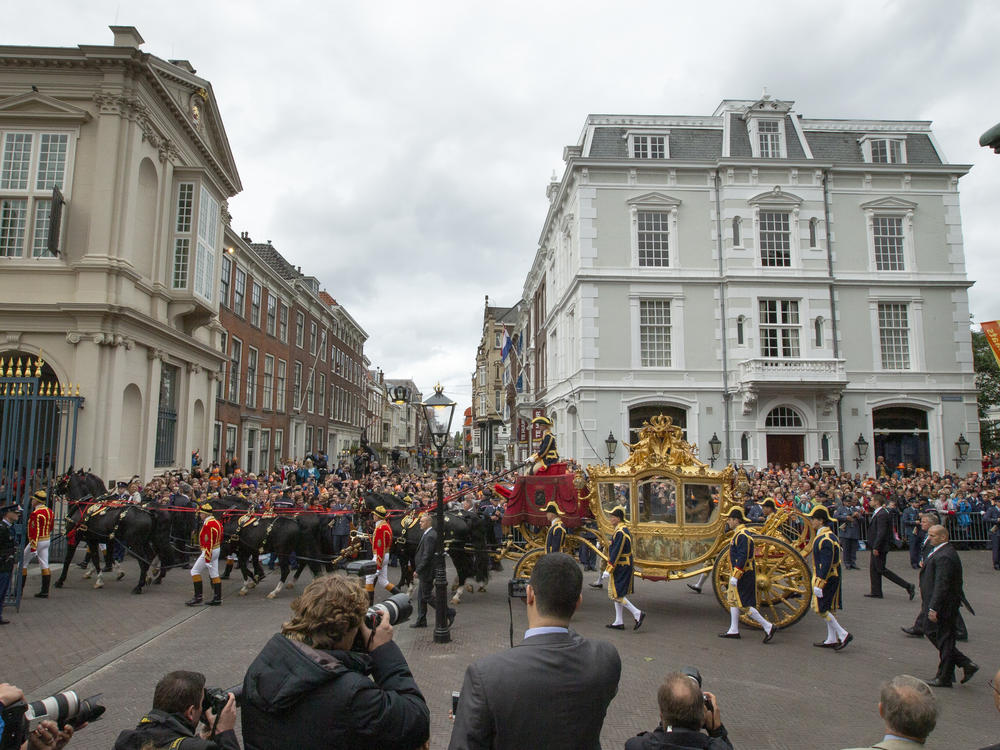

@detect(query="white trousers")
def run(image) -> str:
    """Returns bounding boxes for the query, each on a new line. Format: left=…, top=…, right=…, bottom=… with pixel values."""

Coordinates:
left=365, top=555, right=389, bottom=587
left=23, top=540, right=50, bottom=570
left=191, top=547, right=220, bottom=579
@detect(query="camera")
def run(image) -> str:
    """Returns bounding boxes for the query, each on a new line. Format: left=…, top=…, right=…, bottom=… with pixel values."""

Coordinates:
left=507, top=577, right=528, bottom=599
left=364, top=592, right=413, bottom=628
left=681, top=666, right=712, bottom=712
left=202, top=685, right=242, bottom=716
left=0, top=691, right=105, bottom=750
left=345, top=559, right=377, bottom=577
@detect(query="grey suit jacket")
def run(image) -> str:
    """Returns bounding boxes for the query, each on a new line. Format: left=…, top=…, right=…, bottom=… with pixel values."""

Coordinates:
left=842, top=738, right=928, bottom=750
left=448, top=629, right=621, bottom=750
left=414, top=527, right=436, bottom=581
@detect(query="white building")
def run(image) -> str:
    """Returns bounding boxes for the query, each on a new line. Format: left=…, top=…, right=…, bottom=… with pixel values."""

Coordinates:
left=517, top=95, right=978, bottom=474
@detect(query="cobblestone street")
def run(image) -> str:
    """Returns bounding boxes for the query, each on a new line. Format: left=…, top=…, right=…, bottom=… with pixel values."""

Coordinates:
left=8, top=550, right=997, bottom=749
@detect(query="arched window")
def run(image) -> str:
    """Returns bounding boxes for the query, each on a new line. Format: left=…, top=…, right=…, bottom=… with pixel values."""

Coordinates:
left=815, top=317, right=824, bottom=347
left=821, top=433, right=830, bottom=461
left=737, top=315, right=745, bottom=345
left=809, top=217, right=819, bottom=248
left=732, top=216, right=742, bottom=247
left=740, top=432, right=750, bottom=461
left=765, top=406, right=803, bottom=428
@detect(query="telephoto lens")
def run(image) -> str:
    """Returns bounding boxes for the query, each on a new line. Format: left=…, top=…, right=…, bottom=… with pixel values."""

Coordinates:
left=364, top=592, right=413, bottom=628
left=25, top=691, right=106, bottom=729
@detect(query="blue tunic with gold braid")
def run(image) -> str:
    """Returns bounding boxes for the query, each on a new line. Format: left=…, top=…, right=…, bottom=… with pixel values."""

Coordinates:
left=811, top=526, right=842, bottom=613
left=606, top=525, right=634, bottom=600
left=545, top=518, right=566, bottom=554
left=535, top=432, right=558, bottom=469
left=729, top=525, right=757, bottom=608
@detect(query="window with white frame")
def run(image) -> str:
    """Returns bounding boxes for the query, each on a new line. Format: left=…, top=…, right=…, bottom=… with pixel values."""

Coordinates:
left=872, top=215, right=905, bottom=271
left=863, top=137, right=906, bottom=164
left=309, top=321, right=317, bottom=355
left=639, top=299, right=671, bottom=367
left=172, top=182, right=194, bottom=288
left=878, top=303, right=910, bottom=370
left=0, top=131, right=71, bottom=258
left=757, top=120, right=781, bottom=158
left=217, top=332, right=227, bottom=401
left=637, top=211, right=669, bottom=267
left=246, top=347, right=258, bottom=408
left=318, top=373, right=326, bottom=415
left=296, top=312, right=305, bottom=348
left=808, top=217, right=819, bottom=249
left=233, top=267, right=246, bottom=316
left=293, top=361, right=302, bottom=408
left=266, top=293, right=277, bottom=336
left=306, top=371, right=315, bottom=413
left=629, top=134, right=667, bottom=159
left=228, top=337, right=242, bottom=402
left=219, top=257, right=231, bottom=306
left=759, top=299, right=800, bottom=358
left=320, top=330, right=327, bottom=361
left=193, top=185, right=218, bottom=302
left=278, top=303, right=288, bottom=342
left=262, top=354, right=274, bottom=410
left=276, top=359, right=286, bottom=411
left=250, top=283, right=262, bottom=327
left=765, top=406, right=803, bottom=427
left=260, top=429, right=270, bottom=471
left=732, top=216, right=742, bottom=247
left=225, top=425, right=237, bottom=460
left=759, top=211, right=791, bottom=267
left=273, top=429, right=283, bottom=465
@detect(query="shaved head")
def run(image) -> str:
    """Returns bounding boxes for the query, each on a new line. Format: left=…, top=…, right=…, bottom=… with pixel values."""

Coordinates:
left=927, top=525, right=948, bottom=545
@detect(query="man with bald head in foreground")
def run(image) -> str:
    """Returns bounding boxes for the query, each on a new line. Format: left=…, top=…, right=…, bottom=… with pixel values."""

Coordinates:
left=841, top=675, right=937, bottom=749
left=981, top=666, right=1000, bottom=750
left=921, top=524, right=977, bottom=688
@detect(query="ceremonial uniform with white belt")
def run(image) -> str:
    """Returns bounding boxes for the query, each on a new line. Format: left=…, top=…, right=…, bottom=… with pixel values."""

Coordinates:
left=719, top=506, right=776, bottom=642
left=543, top=501, right=566, bottom=554
left=602, top=505, right=645, bottom=631
left=22, top=491, right=54, bottom=599
left=187, top=504, right=223, bottom=606
left=529, top=416, right=559, bottom=475
left=807, top=504, right=852, bottom=650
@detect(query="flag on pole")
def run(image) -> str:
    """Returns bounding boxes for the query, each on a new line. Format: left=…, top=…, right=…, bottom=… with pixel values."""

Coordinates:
left=981, top=321, right=1000, bottom=369
left=501, top=329, right=512, bottom=361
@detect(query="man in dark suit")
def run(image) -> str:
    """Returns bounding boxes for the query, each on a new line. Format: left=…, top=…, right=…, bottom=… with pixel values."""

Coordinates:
left=865, top=494, right=915, bottom=600
left=448, top=552, right=621, bottom=750
left=410, top=512, right=455, bottom=628
left=922, top=525, right=978, bottom=688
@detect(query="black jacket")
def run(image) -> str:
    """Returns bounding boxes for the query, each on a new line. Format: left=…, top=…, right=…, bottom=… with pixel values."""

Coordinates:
left=414, top=527, right=436, bottom=581
left=0, top=520, right=16, bottom=574
left=113, top=709, right=239, bottom=750
left=925, top=543, right=964, bottom=619
left=866, top=507, right=892, bottom=553
left=625, top=725, right=733, bottom=750
left=241, top=633, right=429, bottom=750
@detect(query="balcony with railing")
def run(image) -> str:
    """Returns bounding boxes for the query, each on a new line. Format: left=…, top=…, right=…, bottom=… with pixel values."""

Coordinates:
left=737, top=358, right=847, bottom=387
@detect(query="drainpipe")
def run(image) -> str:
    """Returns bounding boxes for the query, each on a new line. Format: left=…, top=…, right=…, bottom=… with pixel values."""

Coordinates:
left=714, top=170, right=732, bottom=463
left=822, top=170, right=846, bottom=471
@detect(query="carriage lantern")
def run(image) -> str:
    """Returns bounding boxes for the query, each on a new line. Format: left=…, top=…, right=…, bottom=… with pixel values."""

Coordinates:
left=853, top=433, right=869, bottom=468
left=421, top=383, right=456, bottom=643
left=708, top=433, right=721, bottom=467
left=954, top=433, right=970, bottom=469
left=604, top=431, right=618, bottom=467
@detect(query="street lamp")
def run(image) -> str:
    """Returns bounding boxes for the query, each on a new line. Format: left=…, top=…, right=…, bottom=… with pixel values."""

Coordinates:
left=708, top=433, right=722, bottom=467
left=605, top=431, right=618, bottom=467
left=421, top=383, right=456, bottom=644
left=853, top=434, right=869, bottom=469
left=954, top=433, right=970, bottom=469
left=389, top=384, right=410, bottom=405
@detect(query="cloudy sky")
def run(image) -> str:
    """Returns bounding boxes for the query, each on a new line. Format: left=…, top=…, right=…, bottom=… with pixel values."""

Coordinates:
left=6, top=1, right=1000, bottom=415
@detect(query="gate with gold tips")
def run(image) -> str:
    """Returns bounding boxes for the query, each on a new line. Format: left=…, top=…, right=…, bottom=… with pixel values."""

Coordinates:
left=0, top=353, right=84, bottom=611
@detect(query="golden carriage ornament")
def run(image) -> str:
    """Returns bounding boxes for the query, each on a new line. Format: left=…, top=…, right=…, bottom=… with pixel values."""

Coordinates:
left=498, top=414, right=815, bottom=630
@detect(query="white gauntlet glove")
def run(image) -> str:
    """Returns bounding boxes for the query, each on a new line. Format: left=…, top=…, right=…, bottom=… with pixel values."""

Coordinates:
left=813, top=586, right=823, bottom=598
left=729, top=576, right=738, bottom=588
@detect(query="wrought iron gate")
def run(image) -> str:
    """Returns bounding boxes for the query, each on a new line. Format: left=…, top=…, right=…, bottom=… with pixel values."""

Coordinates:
left=1, top=353, right=83, bottom=611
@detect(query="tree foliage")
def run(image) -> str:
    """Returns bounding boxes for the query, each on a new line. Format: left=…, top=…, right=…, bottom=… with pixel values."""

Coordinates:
left=972, top=329, right=1000, bottom=452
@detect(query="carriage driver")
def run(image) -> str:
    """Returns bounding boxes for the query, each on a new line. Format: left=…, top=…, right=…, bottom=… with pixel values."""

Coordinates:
left=718, top=506, right=777, bottom=643
left=543, top=500, right=566, bottom=554
left=22, top=490, right=54, bottom=599
left=365, top=506, right=400, bottom=606
left=186, top=503, right=223, bottom=607
left=528, top=416, right=558, bottom=475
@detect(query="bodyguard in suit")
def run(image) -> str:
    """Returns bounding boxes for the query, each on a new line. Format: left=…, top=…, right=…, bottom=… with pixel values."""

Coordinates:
left=410, top=512, right=455, bottom=629
left=448, top=552, right=621, bottom=750
left=840, top=675, right=938, bottom=750
left=921, top=525, right=978, bottom=688
left=865, top=494, right=915, bottom=601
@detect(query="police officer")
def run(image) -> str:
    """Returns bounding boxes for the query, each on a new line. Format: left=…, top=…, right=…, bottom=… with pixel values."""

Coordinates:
left=806, top=505, right=852, bottom=650
left=599, top=505, right=645, bottom=631
left=543, top=501, right=566, bottom=554
left=329, top=495, right=352, bottom=560
left=0, top=503, right=19, bottom=622
left=718, top=506, right=777, bottom=642
left=22, top=490, right=54, bottom=598
left=834, top=494, right=862, bottom=569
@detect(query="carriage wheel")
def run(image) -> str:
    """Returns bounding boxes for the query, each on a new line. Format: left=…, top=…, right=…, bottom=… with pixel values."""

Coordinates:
left=711, top=535, right=812, bottom=630
left=513, top=547, right=545, bottom=580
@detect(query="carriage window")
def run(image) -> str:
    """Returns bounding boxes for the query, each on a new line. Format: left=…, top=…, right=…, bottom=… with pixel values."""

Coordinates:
left=683, top=484, right=722, bottom=525
left=637, top=479, right=676, bottom=523
left=598, top=482, right=631, bottom=520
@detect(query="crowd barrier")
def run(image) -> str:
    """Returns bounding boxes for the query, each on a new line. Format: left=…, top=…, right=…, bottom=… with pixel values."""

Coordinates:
left=853, top=510, right=995, bottom=550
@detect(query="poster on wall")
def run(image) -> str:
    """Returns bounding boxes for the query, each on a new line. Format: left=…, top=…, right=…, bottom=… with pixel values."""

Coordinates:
left=531, top=408, right=546, bottom=441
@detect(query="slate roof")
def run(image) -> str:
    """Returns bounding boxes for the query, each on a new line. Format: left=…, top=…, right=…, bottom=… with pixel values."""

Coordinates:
left=249, top=242, right=300, bottom=280
left=805, top=132, right=941, bottom=165
left=590, top=127, right=723, bottom=160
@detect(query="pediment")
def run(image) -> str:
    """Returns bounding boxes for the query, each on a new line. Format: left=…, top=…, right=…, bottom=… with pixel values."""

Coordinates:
left=626, top=191, right=682, bottom=207
left=859, top=196, right=918, bottom=212
left=0, top=92, right=92, bottom=123
left=748, top=186, right=803, bottom=206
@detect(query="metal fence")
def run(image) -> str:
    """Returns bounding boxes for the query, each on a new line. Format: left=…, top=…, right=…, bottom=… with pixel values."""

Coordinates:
left=1, top=355, right=83, bottom=611
left=855, top=511, right=994, bottom=550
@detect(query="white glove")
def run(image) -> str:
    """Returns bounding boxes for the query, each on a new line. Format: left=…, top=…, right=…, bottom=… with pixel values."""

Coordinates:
left=813, top=586, right=823, bottom=598
left=728, top=576, right=738, bottom=587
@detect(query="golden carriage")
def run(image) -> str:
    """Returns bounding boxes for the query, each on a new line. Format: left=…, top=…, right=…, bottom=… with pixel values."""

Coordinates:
left=500, top=415, right=815, bottom=630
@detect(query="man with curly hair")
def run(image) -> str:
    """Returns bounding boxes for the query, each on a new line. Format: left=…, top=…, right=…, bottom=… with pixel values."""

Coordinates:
left=240, top=575, right=429, bottom=749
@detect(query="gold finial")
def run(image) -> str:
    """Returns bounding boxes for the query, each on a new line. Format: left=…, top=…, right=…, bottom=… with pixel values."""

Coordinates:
left=60, top=383, right=66, bottom=396
left=14, top=358, right=22, bottom=377
left=17, top=383, right=23, bottom=396
left=3, top=358, right=10, bottom=377
left=43, top=382, right=51, bottom=396
left=0, top=383, right=5, bottom=396
left=74, top=384, right=80, bottom=397
left=0, top=357, right=4, bottom=375
left=34, top=351, right=43, bottom=378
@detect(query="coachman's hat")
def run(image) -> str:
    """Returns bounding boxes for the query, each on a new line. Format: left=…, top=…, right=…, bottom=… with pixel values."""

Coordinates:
left=531, top=416, right=552, bottom=427
left=724, top=506, right=749, bottom=523
left=805, top=505, right=833, bottom=523
left=199, top=503, right=214, bottom=513
left=541, top=500, right=562, bottom=515
left=32, top=490, right=47, bottom=501
left=609, top=505, right=627, bottom=521
left=760, top=498, right=777, bottom=510
left=373, top=505, right=388, bottom=519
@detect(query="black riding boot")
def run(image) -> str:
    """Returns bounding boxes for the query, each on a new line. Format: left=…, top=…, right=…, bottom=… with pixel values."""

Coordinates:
left=207, top=581, right=222, bottom=606
left=35, top=573, right=50, bottom=598
left=220, top=560, right=234, bottom=580
left=186, top=578, right=203, bottom=606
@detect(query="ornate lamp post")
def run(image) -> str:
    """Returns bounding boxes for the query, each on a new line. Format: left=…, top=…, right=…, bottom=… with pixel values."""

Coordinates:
left=605, top=431, right=618, bottom=467
left=708, top=433, right=722, bottom=467
left=853, top=434, right=869, bottom=469
left=421, top=384, right=456, bottom=643
left=954, top=433, right=970, bottom=470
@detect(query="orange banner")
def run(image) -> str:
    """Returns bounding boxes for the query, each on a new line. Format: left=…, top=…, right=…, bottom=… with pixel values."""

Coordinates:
left=981, top=321, right=1000, bottom=369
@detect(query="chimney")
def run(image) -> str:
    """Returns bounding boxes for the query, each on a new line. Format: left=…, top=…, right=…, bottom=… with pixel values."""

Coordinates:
left=110, top=26, right=145, bottom=48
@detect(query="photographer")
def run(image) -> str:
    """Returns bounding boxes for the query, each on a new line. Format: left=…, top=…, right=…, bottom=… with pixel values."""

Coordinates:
left=240, top=575, right=428, bottom=750
left=113, top=672, right=238, bottom=750
left=625, top=672, right=732, bottom=750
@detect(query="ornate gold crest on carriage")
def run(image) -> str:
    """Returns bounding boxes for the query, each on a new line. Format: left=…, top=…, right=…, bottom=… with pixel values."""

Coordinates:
left=501, top=414, right=814, bottom=630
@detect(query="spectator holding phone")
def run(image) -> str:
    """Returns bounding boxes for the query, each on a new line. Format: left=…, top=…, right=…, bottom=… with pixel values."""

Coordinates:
left=625, top=671, right=732, bottom=750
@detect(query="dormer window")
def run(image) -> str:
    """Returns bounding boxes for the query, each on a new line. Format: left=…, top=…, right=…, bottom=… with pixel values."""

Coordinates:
left=860, top=136, right=907, bottom=164
left=627, top=131, right=668, bottom=159
left=746, top=118, right=787, bottom=159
